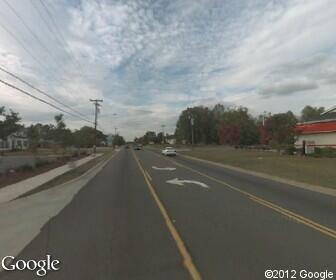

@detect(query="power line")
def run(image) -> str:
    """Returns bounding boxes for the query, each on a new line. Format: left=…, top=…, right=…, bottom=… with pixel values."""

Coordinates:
left=3, top=0, right=63, bottom=71
left=37, top=0, right=85, bottom=76
left=0, top=66, right=89, bottom=119
left=30, top=0, right=72, bottom=64
left=0, top=77, right=93, bottom=124
left=0, top=20, right=47, bottom=71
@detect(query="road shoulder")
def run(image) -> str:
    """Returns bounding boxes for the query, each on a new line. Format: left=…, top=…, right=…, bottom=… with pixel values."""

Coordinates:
left=180, top=153, right=336, bottom=197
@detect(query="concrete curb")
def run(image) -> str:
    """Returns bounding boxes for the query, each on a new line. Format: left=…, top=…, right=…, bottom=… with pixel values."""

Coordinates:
left=180, top=154, right=336, bottom=197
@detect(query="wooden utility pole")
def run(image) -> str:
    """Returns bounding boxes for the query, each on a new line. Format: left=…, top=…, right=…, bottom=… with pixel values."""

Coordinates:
left=90, top=99, right=103, bottom=154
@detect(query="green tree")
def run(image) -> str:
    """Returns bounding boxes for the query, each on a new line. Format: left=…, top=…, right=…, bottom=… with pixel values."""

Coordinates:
left=73, top=126, right=106, bottom=148
left=265, top=111, right=298, bottom=145
left=143, top=131, right=157, bottom=144
left=156, top=132, right=164, bottom=144
left=175, top=106, right=216, bottom=144
left=112, top=135, right=126, bottom=146
left=300, top=105, right=325, bottom=122
left=0, top=107, right=21, bottom=141
left=27, top=124, right=40, bottom=152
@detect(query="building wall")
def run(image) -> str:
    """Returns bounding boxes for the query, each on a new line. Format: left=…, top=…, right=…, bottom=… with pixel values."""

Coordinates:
left=295, top=132, right=336, bottom=153
left=0, top=136, right=28, bottom=151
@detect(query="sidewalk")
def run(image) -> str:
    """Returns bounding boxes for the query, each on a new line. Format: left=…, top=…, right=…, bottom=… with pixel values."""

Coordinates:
left=0, top=152, right=113, bottom=266
left=0, top=154, right=103, bottom=204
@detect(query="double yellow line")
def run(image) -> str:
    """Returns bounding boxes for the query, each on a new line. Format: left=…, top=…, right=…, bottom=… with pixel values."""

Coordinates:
left=153, top=151, right=336, bottom=240
left=132, top=150, right=202, bottom=280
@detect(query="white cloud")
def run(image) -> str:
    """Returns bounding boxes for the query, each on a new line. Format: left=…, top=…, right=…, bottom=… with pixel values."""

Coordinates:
left=0, top=0, right=336, bottom=140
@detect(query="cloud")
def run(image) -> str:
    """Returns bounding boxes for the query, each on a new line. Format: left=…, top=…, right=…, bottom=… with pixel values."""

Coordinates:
left=1, top=0, right=336, bottom=140
left=258, top=79, right=318, bottom=97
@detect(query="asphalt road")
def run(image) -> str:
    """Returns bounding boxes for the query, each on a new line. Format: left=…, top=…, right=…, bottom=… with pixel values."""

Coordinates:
left=1, top=148, right=335, bottom=280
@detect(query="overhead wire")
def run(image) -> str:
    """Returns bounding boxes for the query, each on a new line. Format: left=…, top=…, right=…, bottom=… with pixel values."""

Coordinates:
left=0, top=20, right=48, bottom=72
left=0, top=66, right=89, bottom=118
left=37, top=0, right=86, bottom=78
left=0, top=78, right=93, bottom=124
left=3, top=0, right=64, bottom=71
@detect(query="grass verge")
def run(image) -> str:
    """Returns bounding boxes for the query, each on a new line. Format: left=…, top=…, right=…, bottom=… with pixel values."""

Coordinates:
left=179, top=146, right=336, bottom=190
left=17, top=151, right=113, bottom=199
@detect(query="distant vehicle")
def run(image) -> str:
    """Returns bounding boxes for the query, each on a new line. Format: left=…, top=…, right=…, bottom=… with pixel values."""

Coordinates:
left=161, top=147, right=177, bottom=156
left=134, top=144, right=142, bottom=150
left=125, top=145, right=129, bottom=149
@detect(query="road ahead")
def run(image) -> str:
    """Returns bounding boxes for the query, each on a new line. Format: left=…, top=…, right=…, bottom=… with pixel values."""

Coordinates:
left=1, top=148, right=335, bottom=280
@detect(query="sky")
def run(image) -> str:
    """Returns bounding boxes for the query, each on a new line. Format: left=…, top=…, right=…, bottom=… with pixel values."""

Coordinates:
left=0, top=0, right=335, bottom=140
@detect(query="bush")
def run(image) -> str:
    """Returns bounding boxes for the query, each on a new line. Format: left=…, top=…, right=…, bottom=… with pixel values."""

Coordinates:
left=35, top=160, right=49, bottom=168
left=312, top=147, right=336, bottom=158
left=283, top=146, right=297, bottom=155
left=19, top=164, right=33, bottom=172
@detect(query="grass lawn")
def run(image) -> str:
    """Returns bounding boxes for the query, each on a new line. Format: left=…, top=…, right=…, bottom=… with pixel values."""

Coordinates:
left=18, top=151, right=113, bottom=198
left=180, top=146, right=336, bottom=189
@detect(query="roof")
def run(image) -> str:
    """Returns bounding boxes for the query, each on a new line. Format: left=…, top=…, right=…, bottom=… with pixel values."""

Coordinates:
left=295, top=119, right=336, bottom=134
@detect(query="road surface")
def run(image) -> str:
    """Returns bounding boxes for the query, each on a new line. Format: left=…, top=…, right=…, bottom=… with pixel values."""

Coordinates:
left=1, top=148, right=335, bottom=279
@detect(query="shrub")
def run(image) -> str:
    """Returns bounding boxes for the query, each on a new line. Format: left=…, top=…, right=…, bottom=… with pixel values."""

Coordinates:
left=283, top=146, right=297, bottom=155
left=19, top=164, right=33, bottom=172
left=312, top=147, right=336, bottom=158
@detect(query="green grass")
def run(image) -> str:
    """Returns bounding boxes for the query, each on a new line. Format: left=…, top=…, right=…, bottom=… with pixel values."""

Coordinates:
left=179, top=146, right=336, bottom=189
left=17, top=151, right=113, bottom=198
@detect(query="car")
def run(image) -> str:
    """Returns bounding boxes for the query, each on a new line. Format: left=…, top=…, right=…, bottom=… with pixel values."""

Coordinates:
left=125, top=145, right=129, bottom=149
left=134, top=144, right=142, bottom=150
left=161, top=147, right=177, bottom=156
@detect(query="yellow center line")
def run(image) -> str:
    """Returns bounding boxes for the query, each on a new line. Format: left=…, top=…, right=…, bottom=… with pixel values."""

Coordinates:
left=132, top=150, right=202, bottom=280
left=150, top=150, right=336, bottom=239
left=145, top=170, right=153, bottom=181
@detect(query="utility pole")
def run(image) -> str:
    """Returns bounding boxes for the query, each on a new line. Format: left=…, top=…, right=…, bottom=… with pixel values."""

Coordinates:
left=161, top=124, right=165, bottom=144
left=189, top=115, right=194, bottom=145
left=191, top=117, right=194, bottom=145
left=114, top=127, right=118, bottom=135
left=90, top=99, right=103, bottom=154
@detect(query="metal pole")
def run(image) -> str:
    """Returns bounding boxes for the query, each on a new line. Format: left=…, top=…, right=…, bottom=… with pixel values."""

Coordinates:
left=191, top=117, right=194, bottom=145
left=161, top=124, right=165, bottom=144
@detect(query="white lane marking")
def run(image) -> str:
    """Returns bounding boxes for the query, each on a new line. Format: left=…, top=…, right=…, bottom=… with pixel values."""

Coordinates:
left=152, top=166, right=176, bottom=171
left=166, top=178, right=209, bottom=189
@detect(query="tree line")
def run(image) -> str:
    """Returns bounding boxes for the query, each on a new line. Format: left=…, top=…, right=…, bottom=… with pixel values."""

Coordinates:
left=137, top=104, right=327, bottom=147
left=0, top=106, right=126, bottom=150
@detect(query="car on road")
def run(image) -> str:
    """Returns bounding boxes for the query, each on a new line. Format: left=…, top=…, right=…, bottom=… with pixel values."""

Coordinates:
left=134, top=144, right=142, bottom=150
left=161, top=147, right=177, bottom=156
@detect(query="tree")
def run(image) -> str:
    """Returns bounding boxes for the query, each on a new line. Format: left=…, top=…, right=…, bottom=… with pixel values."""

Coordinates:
left=265, top=111, right=298, bottom=145
left=0, top=107, right=21, bottom=141
left=300, top=105, right=325, bottom=122
left=112, top=135, right=125, bottom=146
left=27, top=125, right=40, bottom=152
left=175, top=106, right=216, bottom=144
left=52, top=114, right=67, bottom=146
left=73, top=126, right=106, bottom=148
left=218, top=107, right=259, bottom=146
left=156, top=132, right=164, bottom=144
left=143, top=131, right=157, bottom=144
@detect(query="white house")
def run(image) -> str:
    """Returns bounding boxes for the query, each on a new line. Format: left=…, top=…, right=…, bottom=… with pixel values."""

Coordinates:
left=0, top=130, right=29, bottom=151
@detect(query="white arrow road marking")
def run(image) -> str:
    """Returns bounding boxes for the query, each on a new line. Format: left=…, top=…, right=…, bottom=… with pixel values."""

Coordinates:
left=166, top=178, right=209, bottom=189
left=152, top=166, right=176, bottom=171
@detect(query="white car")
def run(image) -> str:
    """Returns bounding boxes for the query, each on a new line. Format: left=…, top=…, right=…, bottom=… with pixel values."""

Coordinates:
left=161, top=147, right=177, bottom=156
